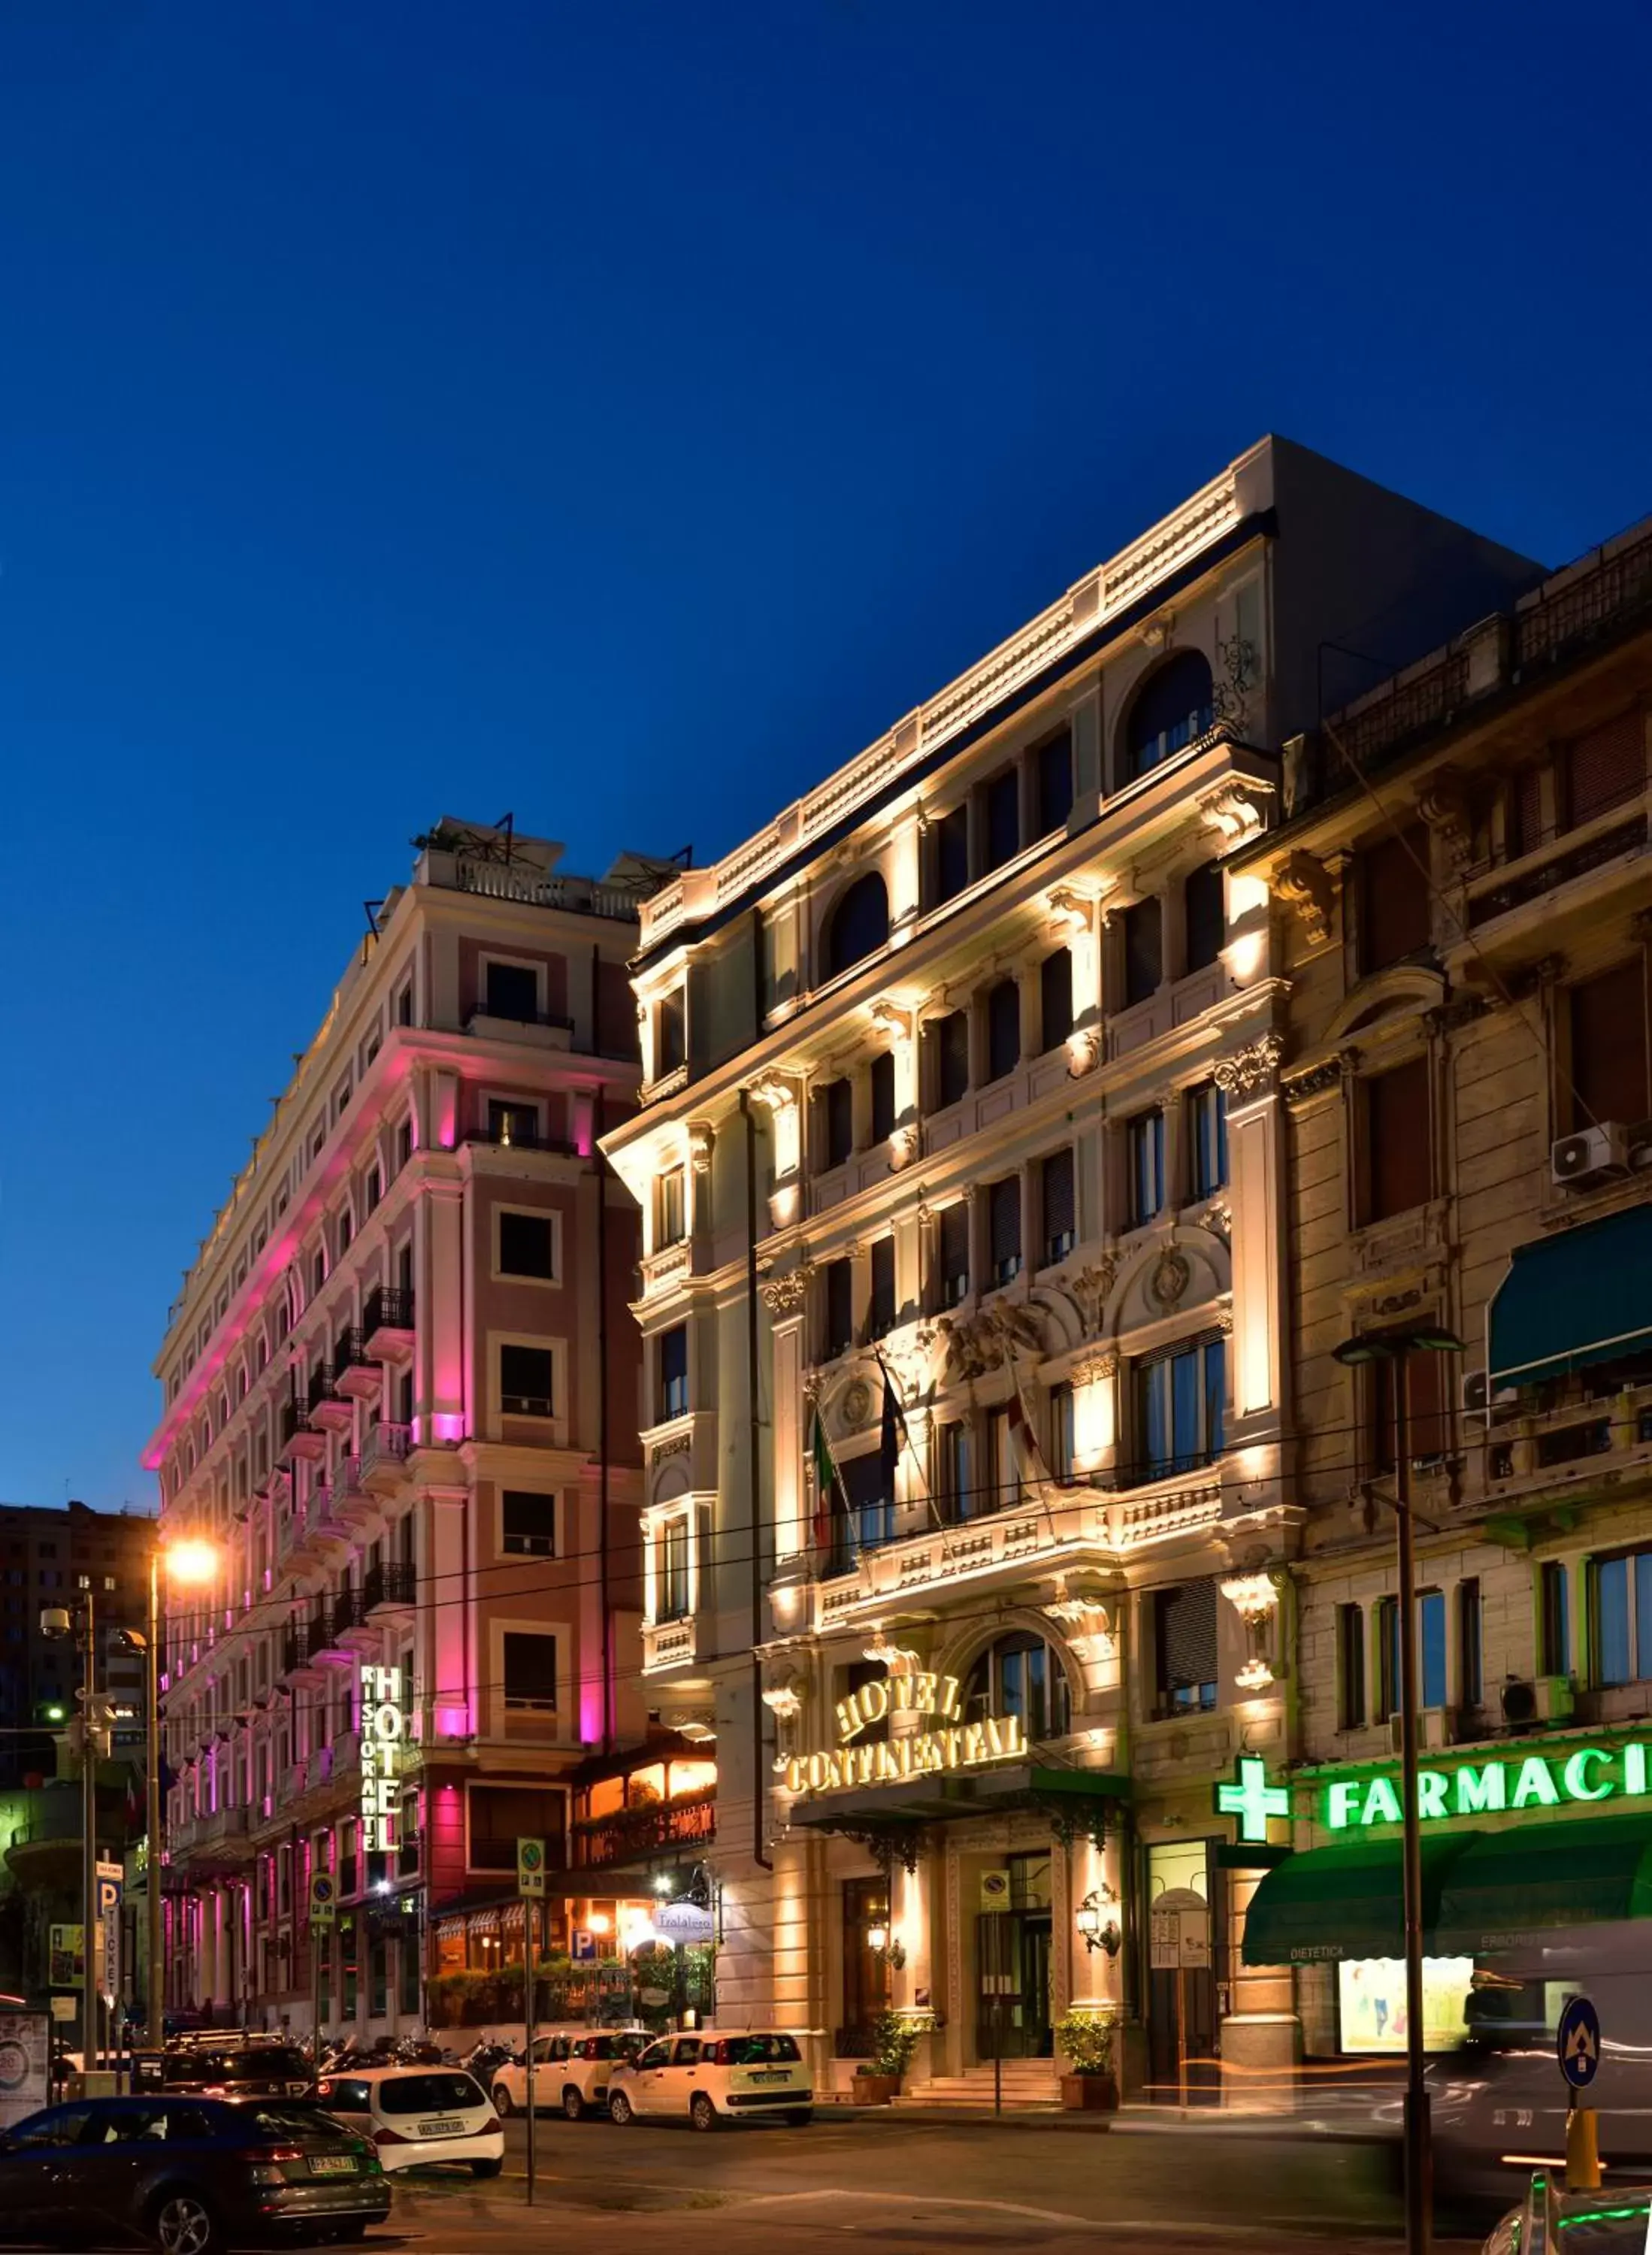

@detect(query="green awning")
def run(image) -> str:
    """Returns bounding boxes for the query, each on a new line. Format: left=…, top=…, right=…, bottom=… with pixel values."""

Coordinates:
left=1241, top=1833, right=1480, bottom=1966
left=1488, top=1206, right=1652, bottom=1389
left=1436, top=1817, right=1652, bottom=1954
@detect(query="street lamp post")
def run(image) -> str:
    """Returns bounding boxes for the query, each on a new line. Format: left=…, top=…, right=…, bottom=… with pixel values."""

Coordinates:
left=134, top=1539, right=219, bottom=2049
left=1333, top=1319, right=1465, bottom=2255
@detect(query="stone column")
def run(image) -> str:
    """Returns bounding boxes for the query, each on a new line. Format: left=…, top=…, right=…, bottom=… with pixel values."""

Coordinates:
left=1221, top=1865, right=1299, bottom=2111
left=1216, top=1035, right=1287, bottom=1439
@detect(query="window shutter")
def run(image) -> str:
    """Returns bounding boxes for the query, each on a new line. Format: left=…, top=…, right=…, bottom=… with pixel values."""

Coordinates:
left=1566, top=709, right=1645, bottom=829
left=1158, top=1578, right=1218, bottom=1692
left=1360, top=826, right=1431, bottom=972
left=1184, top=861, right=1225, bottom=974
left=1041, top=1148, right=1075, bottom=1254
left=939, top=1204, right=970, bottom=1299
left=988, top=1177, right=1021, bottom=1274
left=1571, top=959, right=1649, bottom=1126
left=1040, top=949, right=1073, bottom=1048
left=869, top=1238, right=896, bottom=1335
left=988, top=981, right=1021, bottom=1079
left=1124, top=898, right=1163, bottom=1006
left=1366, top=1056, right=1433, bottom=1221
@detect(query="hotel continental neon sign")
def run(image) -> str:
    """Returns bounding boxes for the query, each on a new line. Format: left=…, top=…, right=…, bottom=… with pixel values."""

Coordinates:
left=781, top=1671, right=1027, bottom=1798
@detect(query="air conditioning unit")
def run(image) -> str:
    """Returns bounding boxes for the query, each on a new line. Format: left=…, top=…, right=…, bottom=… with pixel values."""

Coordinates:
left=1500, top=1675, right=1575, bottom=1728
left=1462, top=1370, right=1489, bottom=1416
left=1551, top=1124, right=1631, bottom=1188
left=1390, top=1706, right=1454, bottom=1754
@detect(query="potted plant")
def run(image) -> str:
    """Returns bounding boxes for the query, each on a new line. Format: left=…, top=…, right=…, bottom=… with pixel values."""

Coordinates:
left=1055, top=2010, right=1119, bottom=2111
left=853, top=2008, right=924, bottom=2104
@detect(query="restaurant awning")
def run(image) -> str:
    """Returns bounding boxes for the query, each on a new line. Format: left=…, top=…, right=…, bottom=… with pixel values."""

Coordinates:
left=1488, top=1206, right=1652, bottom=1390
left=1435, top=1816, right=1652, bottom=1954
left=1241, top=1833, right=1480, bottom=1966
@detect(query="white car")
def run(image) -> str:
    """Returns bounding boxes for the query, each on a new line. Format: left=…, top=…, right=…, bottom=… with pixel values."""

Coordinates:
left=313, top=2064, right=505, bottom=2175
left=607, top=2031, right=812, bottom=2131
left=492, top=2029, right=654, bottom=2118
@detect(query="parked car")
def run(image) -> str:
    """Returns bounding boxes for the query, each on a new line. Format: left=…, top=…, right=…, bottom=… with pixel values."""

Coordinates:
left=0, top=2093, right=388, bottom=2254
left=607, top=2032, right=812, bottom=2131
left=312, top=2066, right=504, bottom=2176
left=492, top=2030, right=652, bottom=2119
left=162, top=2037, right=316, bottom=2100
left=488, top=2033, right=574, bottom=2117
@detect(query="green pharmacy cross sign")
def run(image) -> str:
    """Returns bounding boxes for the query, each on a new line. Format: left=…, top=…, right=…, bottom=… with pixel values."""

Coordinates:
left=1215, top=1755, right=1291, bottom=1843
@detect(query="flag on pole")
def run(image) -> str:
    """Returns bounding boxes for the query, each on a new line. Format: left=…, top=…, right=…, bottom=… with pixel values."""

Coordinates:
left=878, top=1361, right=908, bottom=1500
left=1005, top=1365, right=1062, bottom=1533
left=809, top=1404, right=845, bottom=1563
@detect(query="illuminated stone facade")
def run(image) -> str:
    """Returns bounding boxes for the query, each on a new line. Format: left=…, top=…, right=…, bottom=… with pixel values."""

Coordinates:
left=604, top=438, right=1539, bottom=2099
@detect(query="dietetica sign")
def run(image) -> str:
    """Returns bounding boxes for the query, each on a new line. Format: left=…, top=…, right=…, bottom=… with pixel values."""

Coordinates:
left=782, top=1669, right=1026, bottom=1797
left=1324, top=1742, right=1652, bottom=1830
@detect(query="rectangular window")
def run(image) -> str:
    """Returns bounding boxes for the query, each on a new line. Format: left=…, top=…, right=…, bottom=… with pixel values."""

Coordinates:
left=502, top=1632, right=558, bottom=1711
left=1041, top=1146, right=1076, bottom=1267
left=499, top=1344, right=555, bottom=1418
left=1124, top=897, right=1163, bottom=1007
left=1563, top=709, right=1645, bottom=830
left=983, top=769, right=1020, bottom=872
left=488, top=1099, right=540, bottom=1150
left=1541, top=1561, right=1571, bottom=1676
left=1040, top=949, right=1073, bottom=1050
left=934, top=1011, right=970, bottom=1109
left=934, top=804, right=970, bottom=905
left=1184, top=859, right=1225, bottom=975
left=1594, top=1549, right=1652, bottom=1687
left=938, top=1203, right=970, bottom=1309
left=1360, top=826, right=1432, bottom=973
left=658, top=1326, right=688, bottom=1422
left=937, top=1420, right=971, bottom=1524
left=1154, top=1578, right=1218, bottom=1715
left=840, top=1448, right=895, bottom=1552
left=1363, top=1056, right=1433, bottom=1221
left=1337, top=1604, right=1366, bottom=1730
left=498, top=1210, right=555, bottom=1279
left=985, top=1406, right=1020, bottom=1513
left=1375, top=1597, right=1401, bottom=1720
left=987, top=981, right=1021, bottom=1082
left=658, top=1520, right=690, bottom=1621
left=1136, top=1334, right=1224, bottom=1482
left=1036, top=726, right=1074, bottom=836
left=988, top=1176, right=1021, bottom=1286
left=1418, top=1588, right=1447, bottom=1709
left=484, top=961, right=540, bottom=1022
left=1127, top=1111, right=1165, bottom=1227
left=1458, top=1578, right=1482, bottom=1710
left=656, top=991, right=686, bottom=1075
left=821, top=1079, right=854, bottom=1170
left=502, top=1491, right=556, bottom=1558
left=657, top=1167, right=686, bottom=1248
left=824, top=1259, right=855, bottom=1361
left=1048, top=1383, right=1075, bottom=1482
left=870, top=1052, right=897, bottom=1144
left=1369, top=1348, right=1451, bottom=1474
left=1188, top=1082, right=1228, bottom=1200
left=868, top=1238, right=897, bottom=1340
left=1569, top=960, right=1650, bottom=1129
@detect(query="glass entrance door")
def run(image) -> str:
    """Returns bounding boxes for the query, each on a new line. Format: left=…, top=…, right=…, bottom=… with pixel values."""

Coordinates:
left=973, top=1852, right=1054, bottom=2061
left=1145, top=1838, right=1219, bottom=2104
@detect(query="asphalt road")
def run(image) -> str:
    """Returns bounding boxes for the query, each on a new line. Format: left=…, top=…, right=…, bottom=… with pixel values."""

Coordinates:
left=366, top=2111, right=1488, bottom=2255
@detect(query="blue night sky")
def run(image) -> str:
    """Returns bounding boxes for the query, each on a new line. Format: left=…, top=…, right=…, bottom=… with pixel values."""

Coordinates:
left=1, top=0, right=1648, bottom=1509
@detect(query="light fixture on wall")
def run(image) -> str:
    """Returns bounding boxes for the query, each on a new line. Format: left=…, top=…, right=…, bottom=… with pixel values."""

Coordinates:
left=867, top=1921, right=889, bottom=1954
left=1075, top=1888, right=1121, bottom=1957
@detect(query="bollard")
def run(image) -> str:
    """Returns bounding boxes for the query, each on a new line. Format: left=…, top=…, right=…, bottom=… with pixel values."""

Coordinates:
left=1566, top=2105, right=1602, bottom=2192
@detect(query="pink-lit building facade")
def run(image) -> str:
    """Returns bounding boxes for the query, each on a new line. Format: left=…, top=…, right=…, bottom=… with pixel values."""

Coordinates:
left=145, top=821, right=674, bottom=2036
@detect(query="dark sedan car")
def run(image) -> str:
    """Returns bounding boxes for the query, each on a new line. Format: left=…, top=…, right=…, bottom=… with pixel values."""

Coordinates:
left=0, top=2094, right=389, bottom=2253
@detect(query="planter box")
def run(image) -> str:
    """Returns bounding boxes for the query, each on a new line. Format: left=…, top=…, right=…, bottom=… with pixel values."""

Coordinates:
left=854, top=2072, right=901, bottom=2105
left=1060, top=2072, right=1118, bottom=2112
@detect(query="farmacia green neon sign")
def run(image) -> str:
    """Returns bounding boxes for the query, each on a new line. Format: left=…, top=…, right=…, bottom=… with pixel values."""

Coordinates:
left=1326, top=1744, right=1648, bottom=1830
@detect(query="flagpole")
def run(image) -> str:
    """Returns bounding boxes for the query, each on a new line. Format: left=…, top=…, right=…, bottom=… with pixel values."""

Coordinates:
left=876, top=1351, right=959, bottom=1564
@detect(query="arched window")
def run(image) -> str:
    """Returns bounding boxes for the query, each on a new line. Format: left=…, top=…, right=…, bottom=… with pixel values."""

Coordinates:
left=964, top=1630, right=1073, bottom=1742
left=1125, top=651, right=1215, bottom=779
left=824, top=871, right=889, bottom=979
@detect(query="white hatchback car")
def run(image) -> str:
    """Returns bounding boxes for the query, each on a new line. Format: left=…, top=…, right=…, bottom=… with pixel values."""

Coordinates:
left=314, top=2065, right=505, bottom=2175
left=492, top=2029, right=653, bottom=2119
left=607, top=2032, right=812, bottom=2131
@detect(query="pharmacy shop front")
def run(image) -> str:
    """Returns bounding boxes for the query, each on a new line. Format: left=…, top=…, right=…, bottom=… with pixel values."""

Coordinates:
left=1238, top=1733, right=1652, bottom=2064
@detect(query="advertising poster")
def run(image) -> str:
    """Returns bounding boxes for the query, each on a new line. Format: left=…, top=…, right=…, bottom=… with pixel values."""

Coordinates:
left=1337, top=1957, right=1475, bottom=2053
left=0, top=2017, right=50, bottom=2127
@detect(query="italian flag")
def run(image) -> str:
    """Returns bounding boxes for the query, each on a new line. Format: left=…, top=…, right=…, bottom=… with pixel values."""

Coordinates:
left=810, top=1405, right=843, bottom=1557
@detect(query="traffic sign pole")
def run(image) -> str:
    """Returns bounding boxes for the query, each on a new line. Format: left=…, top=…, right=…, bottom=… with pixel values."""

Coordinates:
left=516, top=1841, right=544, bottom=2208
left=1557, top=1994, right=1602, bottom=2191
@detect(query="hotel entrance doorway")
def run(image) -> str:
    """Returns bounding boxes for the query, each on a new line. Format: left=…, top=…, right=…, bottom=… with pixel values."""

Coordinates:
left=973, top=1851, right=1054, bottom=2061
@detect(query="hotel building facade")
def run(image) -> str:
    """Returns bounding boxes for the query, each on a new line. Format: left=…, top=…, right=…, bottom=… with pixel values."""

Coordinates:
left=144, top=822, right=700, bottom=2036
left=1230, top=515, right=1652, bottom=2064
left=601, top=438, right=1540, bottom=2099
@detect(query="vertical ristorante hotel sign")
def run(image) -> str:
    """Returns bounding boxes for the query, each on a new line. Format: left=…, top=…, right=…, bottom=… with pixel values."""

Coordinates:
left=359, top=1664, right=405, bottom=1853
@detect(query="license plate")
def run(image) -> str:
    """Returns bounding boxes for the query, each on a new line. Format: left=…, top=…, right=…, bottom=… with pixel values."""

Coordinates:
left=308, top=2156, right=357, bottom=2176
left=419, top=2119, right=465, bottom=2137
left=748, top=2072, right=788, bottom=2085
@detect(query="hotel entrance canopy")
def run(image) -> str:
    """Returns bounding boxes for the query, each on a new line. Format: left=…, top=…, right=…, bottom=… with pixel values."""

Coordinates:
left=1488, top=1205, right=1652, bottom=1390
left=790, top=1763, right=1130, bottom=1839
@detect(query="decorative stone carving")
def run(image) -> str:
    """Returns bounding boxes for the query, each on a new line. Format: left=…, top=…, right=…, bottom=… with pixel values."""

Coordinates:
left=1212, top=1031, right=1284, bottom=1099
left=759, top=1268, right=810, bottom=1318
left=650, top=1431, right=692, bottom=1464
left=1046, top=885, right=1093, bottom=934
left=1197, top=777, right=1271, bottom=847
left=936, top=1298, right=1045, bottom=1382
left=888, top=1124, right=919, bottom=1172
left=1071, top=1350, right=1119, bottom=1386
left=870, top=1000, right=914, bottom=1040
left=1067, top=1258, right=1118, bottom=1335
left=1276, top=850, right=1336, bottom=945
left=1416, top=764, right=1475, bottom=869
left=1210, top=632, right=1259, bottom=737
left=1282, top=1052, right=1350, bottom=1104
left=1504, top=953, right=1566, bottom=1001
left=687, top=1120, right=714, bottom=1174
left=1148, top=1249, right=1191, bottom=1312
left=1067, top=1028, right=1102, bottom=1079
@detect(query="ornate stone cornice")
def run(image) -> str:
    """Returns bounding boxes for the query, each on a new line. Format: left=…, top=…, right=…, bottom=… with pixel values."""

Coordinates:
left=1276, top=850, right=1336, bottom=946
left=1282, top=1051, right=1351, bottom=1104
left=1212, top=1030, right=1283, bottom=1098
left=760, top=1267, right=810, bottom=1318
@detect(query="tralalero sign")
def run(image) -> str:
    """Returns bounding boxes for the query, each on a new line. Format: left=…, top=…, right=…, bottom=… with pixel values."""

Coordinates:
left=780, top=1670, right=1027, bottom=1798
left=1318, top=1737, right=1652, bottom=1831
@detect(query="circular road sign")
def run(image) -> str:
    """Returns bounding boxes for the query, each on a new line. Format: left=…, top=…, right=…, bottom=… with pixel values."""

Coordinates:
left=1558, top=1994, right=1601, bottom=2090
left=312, top=1874, right=335, bottom=1906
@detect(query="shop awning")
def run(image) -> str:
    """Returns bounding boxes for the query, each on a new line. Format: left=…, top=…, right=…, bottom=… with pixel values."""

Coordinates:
left=1436, top=1816, right=1652, bottom=1954
left=1241, top=1833, right=1480, bottom=1966
left=1488, top=1206, right=1652, bottom=1389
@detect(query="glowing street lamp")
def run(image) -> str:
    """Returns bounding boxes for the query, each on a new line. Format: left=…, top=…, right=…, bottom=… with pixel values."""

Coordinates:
left=140, top=1536, right=221, bottom=2048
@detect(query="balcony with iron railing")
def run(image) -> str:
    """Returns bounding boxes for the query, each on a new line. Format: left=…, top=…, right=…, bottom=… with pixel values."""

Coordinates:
left=361, top=1422, right=413, bottom=1491
left=362, top=1287, right=416, bottom=1359
left=333, top=1330, right=381, bottom=1401
left=570, top=1788, right=717, bottom=1869
left=365, top=1561, right=416, bottom=1616
left=278, top=1397, right=326, bottom=1465
left=306, top=1364, right=354, bottom=1433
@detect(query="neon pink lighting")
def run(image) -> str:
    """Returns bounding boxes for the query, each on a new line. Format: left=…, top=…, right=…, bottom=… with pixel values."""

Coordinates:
left=579, top=1683, right=604, bottom=1744
left=437, top=1704, right=473, bottom=1739
left=431, top=1412, right=464, bottom=1443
